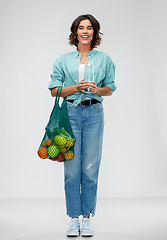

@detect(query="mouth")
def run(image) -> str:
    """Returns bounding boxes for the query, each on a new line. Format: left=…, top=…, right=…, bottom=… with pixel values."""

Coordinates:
left=81, top=35, right=89, bottom=40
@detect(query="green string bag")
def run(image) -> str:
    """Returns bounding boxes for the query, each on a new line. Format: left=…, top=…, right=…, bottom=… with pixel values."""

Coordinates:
left=37, top=87, right=75, bottom=162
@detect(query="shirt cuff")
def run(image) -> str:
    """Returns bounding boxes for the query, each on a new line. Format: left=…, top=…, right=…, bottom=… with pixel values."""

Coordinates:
left=48, top=79, right=63, bottom=90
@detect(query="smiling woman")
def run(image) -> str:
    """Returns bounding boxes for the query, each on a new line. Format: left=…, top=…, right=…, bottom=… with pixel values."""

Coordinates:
left=77, top=19, right=94, bottom=47
left=69, top=14, right=102, bottom=49
left=48, top=14, right=117, bottom=237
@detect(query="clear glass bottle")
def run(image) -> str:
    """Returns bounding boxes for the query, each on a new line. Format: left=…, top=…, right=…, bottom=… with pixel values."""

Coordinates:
left=84, top=61, right=94, bottom=93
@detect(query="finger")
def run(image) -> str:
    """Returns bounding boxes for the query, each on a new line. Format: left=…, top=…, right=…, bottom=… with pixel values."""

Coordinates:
left=89, top=82, right=96, bottom=87
left=83, top=81, right=90, bottom=84
left=89, top=84, right=97, bottom=94
left=93, top=88, right=97, bottom=94
left=89, top=84, right=96, bottom=90
left=82, top=82, right=90, bottom=88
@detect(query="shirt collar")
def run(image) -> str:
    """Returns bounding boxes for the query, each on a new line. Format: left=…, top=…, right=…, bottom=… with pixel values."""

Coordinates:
left=74, top=48, right=97, bottom=58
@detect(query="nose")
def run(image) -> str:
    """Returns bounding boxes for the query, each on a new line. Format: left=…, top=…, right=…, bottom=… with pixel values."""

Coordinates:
left=83, top=27, right=88, bottom=33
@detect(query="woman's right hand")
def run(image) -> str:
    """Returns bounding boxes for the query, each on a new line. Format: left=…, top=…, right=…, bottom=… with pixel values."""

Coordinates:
left=50, top=80, right=90, bottom=97
left=76, top=79, right=90, bottom=92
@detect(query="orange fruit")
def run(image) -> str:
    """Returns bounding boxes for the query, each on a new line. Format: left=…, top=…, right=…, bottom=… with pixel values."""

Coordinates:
left=46, top=139, right=52, bottom=146
left=38, top=147, right=49, bottom=159
left=64, top=150, right=74, bottom=160
left=41, top=140, right=47, bottom=147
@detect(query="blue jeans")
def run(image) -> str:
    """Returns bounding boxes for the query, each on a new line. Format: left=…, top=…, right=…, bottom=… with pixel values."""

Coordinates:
left=64, top=101, right=104, bottom=218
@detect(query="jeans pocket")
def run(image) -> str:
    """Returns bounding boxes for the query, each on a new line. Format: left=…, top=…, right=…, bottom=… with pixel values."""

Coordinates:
left=91, top=103, right=103, bottom=112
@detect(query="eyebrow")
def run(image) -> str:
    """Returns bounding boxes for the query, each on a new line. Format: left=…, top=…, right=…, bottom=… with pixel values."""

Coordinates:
left=78, top=25, right=92, bottom=27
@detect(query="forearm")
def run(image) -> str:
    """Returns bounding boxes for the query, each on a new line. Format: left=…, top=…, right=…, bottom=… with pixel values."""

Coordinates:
left=50, top=80, right=91, bottom=97
left=50, top=85, right=78, bottom=97
left=50, top=84, right=113, bottom=97
left=96, top=86, right=113, bottom=96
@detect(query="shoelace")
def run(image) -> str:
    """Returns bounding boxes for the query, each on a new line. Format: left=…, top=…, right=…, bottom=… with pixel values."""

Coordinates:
left=69, top=219, right=79, bottom=231
left=82, top=218, right=91, bottom=230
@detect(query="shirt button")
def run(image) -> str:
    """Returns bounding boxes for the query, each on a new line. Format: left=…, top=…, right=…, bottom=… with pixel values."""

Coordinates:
left=76, top=67, right=77, bottom=69
left=78, top=60, right=80, bottom=61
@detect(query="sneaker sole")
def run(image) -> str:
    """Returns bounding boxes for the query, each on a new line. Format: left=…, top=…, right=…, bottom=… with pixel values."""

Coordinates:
left=66, top=231, right=80, bottom=237
left=81, top=231, right=94, bottom=237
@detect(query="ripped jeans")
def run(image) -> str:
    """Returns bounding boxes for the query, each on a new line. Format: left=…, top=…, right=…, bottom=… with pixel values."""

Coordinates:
left=64, top=101, right=104, bottom=218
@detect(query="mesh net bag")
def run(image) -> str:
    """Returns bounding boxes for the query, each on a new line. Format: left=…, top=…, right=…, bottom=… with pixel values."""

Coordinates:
left=37, top=87, right=75, bottom=162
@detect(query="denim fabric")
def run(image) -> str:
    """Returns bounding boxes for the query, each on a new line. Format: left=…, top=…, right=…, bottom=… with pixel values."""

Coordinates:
left=64, top=101, right=104, bottom=218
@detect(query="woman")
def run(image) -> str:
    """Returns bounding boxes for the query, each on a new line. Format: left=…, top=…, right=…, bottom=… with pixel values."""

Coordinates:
left=48, top=14, right=117, bottom=237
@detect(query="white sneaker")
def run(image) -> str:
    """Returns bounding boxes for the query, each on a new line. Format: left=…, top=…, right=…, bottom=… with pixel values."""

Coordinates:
left=66, top=218, right=80, bottom=237
left=80, top=218, right=94, bottom=237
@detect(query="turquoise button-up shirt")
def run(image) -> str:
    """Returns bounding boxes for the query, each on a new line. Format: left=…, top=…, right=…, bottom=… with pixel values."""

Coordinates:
left=49, top=48, right=117, bottom=106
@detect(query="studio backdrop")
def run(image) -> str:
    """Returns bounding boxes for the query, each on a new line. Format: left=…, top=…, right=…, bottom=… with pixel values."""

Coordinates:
left=0, top=0, right=167, bottom=198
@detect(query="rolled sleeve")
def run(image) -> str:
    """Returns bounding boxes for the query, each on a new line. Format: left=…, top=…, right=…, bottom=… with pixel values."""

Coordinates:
left=102, top=56, right=117, bottom=92
left=48, top=58, right=64, bottom=90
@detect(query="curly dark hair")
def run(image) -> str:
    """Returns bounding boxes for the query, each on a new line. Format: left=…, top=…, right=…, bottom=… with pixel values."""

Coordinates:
left=69, top=14, right=103, bottom=49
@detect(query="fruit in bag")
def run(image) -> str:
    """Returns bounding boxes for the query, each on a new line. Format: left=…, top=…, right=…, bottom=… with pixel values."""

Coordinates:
left=38, top=147, right=49, bottom=159
left=64, top=150, right=74, bottom=160
left=41, top=140, right=47, bottom=147
left=59, top=146, right=69, bottom=153
left=46, top=139, right=52, bottom=146
left=53, top=127, right=72, bottom=140
left=49, top=153, right=65, bottom=162
left=65, top=139, right=75, bottom=148
left=53, top=135, right=67, bottom=146
left=55, top=153, right=65, bottom=162
left=47, top=145, right=60, bottom=157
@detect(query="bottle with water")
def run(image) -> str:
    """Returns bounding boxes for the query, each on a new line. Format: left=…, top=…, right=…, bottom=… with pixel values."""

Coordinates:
left=84, top=61, right=94, bottom=93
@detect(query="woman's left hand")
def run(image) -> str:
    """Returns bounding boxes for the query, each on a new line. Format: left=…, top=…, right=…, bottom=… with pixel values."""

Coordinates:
left=89, top=81, right=98, bottom=94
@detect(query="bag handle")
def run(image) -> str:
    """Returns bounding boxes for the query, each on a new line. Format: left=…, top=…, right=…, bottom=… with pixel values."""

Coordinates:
left=45, top=87, right=63, bottom=138
left=48, top=87, right=62, bottom=119
left=55, top=87, right=62, bottom=104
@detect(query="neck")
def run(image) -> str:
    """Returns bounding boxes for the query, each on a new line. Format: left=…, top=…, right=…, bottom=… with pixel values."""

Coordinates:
left=77, top=43, right=92, bottom=55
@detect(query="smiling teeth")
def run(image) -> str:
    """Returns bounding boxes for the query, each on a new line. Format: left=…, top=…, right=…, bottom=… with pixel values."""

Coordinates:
left=82, top=36, right=89, bottom=38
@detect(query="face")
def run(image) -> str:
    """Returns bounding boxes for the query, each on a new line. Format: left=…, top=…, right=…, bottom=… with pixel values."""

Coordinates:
left=77, top=19, right=94, bottom=47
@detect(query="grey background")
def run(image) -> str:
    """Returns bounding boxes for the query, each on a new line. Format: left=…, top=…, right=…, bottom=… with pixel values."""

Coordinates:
left=0, top=0, right=167, bottom=198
